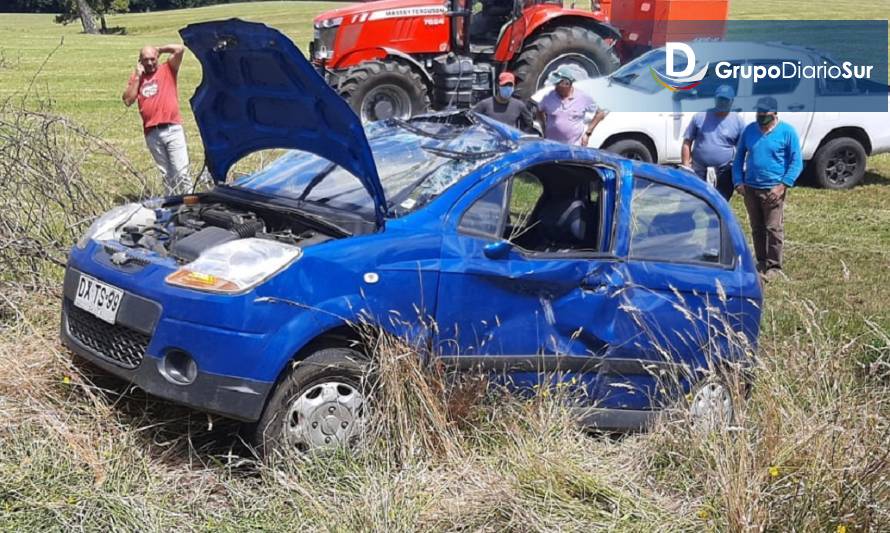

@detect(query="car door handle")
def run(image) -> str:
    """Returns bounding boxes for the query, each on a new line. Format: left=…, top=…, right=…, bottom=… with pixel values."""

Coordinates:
left=732, top=107, right=742, bottom=112
left=787, top=104, right=806, bottom=111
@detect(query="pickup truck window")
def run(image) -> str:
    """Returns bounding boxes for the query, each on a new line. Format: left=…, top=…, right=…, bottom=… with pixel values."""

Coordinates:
left=630, top=178, right=722, bottom=265
left=751, top=60, right=802, bottom=95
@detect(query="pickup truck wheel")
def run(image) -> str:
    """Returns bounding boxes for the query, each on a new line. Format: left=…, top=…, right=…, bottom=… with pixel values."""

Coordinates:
left=338, top=60, right=430, bottom=123
left=251, top=347, right=369, bottom=458
left=602, top=138, right=654, bottom=163
left=812, top=137, right=867, bottom=190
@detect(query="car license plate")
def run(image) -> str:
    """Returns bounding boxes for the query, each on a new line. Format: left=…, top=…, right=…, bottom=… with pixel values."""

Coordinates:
left=74, top=274, right=124, bottom=325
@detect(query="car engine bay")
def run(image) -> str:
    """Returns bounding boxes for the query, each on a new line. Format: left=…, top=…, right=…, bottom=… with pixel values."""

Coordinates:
left=110, top=198, right=334, bottom=263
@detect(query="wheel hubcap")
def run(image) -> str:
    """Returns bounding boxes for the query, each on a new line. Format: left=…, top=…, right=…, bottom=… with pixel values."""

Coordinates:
left=361, top=84, right=412, bottom=122
left=825, top=148, right=859, bottom=185
left=284, top=381, right=364, bottom=451
left=537, top=54, right=602, bottom=89
left=689, top=381, right=733, bottom=430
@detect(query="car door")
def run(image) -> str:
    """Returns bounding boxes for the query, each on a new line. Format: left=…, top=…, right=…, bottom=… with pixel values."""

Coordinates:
left=434, top=161, right=631, bottom=397
left=600, top=168, right=745, bottom=410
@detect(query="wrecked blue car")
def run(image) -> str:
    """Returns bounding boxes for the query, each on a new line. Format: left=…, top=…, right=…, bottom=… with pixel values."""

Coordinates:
left=61, top=20, right=761, bottom=454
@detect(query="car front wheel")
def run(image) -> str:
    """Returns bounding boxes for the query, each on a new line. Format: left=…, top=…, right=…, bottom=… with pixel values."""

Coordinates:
left=251, top=347, right=369, bottom=458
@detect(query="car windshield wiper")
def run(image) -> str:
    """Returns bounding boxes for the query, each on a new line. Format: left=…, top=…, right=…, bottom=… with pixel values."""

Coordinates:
left=297, top=161, right=338, bottom=202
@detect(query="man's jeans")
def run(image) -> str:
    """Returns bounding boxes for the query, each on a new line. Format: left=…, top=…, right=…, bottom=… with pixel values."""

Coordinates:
left=743, top=187, right=785, bottom=271
left=145, top=124, right=189, bottom=195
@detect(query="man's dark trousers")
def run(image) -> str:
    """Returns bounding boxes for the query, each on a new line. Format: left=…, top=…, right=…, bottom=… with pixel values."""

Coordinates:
left=743, top=187, right=785, bottom=271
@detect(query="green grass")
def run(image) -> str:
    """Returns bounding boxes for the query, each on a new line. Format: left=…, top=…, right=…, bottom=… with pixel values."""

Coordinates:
left=0, top=1, right=888, bottom=530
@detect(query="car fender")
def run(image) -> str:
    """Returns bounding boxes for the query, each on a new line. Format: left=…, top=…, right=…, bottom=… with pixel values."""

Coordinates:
left=255, top=293, right=370, bottom=383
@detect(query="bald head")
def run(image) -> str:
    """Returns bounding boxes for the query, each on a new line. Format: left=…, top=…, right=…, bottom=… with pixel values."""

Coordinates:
left=139, top=46, right=159, bottom=74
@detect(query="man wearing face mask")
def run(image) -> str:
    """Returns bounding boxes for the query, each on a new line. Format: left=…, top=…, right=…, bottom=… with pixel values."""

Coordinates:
left=681, top=85, right=744, bottom=200
left=122, top=44, right=189, bottom=196
left=732, top=96, right=803, bottom=281
left=472, top=72, right=534, bottom=132
left=537, top=66, right=605, bottom=146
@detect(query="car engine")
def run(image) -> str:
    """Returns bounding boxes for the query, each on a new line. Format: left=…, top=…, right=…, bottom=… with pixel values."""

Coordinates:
left=114, top=199, right=332, bottom=262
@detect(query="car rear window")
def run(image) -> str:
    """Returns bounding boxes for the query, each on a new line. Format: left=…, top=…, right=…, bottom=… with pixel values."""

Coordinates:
left=629, top=178, right=722, bottom=264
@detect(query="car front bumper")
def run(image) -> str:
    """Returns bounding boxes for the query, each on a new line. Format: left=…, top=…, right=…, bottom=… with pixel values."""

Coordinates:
left=60, top=267, right=273, bottom=422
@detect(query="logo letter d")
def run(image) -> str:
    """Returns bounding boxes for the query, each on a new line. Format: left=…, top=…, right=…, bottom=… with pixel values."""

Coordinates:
left=666, top=42, right=696, bottom=78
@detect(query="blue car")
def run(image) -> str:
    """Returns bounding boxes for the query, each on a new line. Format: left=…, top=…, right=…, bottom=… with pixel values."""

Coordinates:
left=61, top=20, right=761, bottom=454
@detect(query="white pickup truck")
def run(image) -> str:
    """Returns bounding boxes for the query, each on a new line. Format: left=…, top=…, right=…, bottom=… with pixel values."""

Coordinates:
left=532, top=42, right=890, bottom=189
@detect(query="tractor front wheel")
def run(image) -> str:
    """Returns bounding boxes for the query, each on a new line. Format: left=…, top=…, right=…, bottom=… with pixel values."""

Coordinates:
left=337, top=60, right=430, bottom=123
left=512, top=26, right=620, bottom=99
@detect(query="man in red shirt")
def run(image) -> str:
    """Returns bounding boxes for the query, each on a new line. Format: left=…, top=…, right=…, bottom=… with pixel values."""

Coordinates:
left=122, top=44, right=189, bottom=195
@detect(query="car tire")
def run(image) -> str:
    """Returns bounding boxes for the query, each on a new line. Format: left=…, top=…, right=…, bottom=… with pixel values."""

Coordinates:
left=811, top=137, right=867, bottom=190
left=686, top=377, right=736, bottom=431
left=512, top=26, right=620, bottom=99
left=337, top=60, right=430, bottom=123
left=602, top=138, right=655, bottom=163
left=250, top=347, right=370, bottom=459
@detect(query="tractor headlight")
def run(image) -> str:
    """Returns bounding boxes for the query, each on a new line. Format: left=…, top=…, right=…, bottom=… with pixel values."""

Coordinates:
left=77, top=203, right=146, bottom=249
left=165, top=238, right=302, bottom=294
left=317, top=16, right=343, bottom=29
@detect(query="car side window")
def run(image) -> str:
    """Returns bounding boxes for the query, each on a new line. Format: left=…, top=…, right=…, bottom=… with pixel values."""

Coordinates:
left=458, top=181, right=507, bottom=238
left=751, top=60, right=801, bottom=95
left=630, top=178, right=722, bottom=264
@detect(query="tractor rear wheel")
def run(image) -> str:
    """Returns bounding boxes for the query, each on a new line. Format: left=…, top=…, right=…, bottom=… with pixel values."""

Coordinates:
left=337, top=60, right=430, bottom=123
left=512, top=26, right=620, bottom=99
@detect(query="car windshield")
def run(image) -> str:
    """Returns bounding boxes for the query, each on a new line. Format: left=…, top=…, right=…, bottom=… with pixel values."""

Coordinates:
left=609, top=48, right=688, bottom=94
left=231, top=118, right=510, bottom=218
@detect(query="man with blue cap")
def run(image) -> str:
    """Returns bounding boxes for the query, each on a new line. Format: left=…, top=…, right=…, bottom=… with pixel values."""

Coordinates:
left=681, top=84, right=745, bottom=200
left=732, top=96, right=803, bottom=281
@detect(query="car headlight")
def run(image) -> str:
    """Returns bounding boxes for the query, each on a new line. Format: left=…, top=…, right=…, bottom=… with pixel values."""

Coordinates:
left=165, top=238, right=302, bottom=294
left=77, top=203, right=146, bottom=249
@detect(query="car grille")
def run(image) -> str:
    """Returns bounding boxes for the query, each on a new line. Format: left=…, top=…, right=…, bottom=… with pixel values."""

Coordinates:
left=65, top=301, right=150, bottom=369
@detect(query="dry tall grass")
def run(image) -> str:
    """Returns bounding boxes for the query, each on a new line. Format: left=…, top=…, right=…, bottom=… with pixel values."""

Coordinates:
left=0, top=105, right=887, bottom=531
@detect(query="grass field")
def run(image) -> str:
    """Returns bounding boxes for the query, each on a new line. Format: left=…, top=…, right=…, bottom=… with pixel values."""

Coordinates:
left=1, top=1, right=889, bottom=530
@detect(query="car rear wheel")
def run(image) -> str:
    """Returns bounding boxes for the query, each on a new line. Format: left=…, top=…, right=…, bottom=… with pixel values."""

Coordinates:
left=602, top=138, right=655, bottom=162
left=251, top=347, right=369, bottom=458
left=811, top=137, right=868, bottom=190
left=338, top=60, right=430, bottom=123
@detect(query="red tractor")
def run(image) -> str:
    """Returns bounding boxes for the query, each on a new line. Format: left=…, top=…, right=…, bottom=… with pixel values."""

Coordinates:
left=309, top=0, right=729, bottom=122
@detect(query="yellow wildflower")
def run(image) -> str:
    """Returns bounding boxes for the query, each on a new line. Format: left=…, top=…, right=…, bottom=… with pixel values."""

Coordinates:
left=768, top=466, right=780, bottom=478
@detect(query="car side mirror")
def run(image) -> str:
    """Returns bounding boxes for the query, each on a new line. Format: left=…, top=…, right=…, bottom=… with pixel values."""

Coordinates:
left=483, top=240, right=512, bottom=259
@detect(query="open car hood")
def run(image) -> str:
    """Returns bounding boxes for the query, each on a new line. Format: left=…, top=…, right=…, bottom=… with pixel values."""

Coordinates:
left=180, top=19, right=386, bottom=227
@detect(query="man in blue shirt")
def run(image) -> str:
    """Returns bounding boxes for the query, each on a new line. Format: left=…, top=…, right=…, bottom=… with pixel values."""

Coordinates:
left=681, top=84, right=745, bottom=200
left=732, top=96, right=803, bottom=280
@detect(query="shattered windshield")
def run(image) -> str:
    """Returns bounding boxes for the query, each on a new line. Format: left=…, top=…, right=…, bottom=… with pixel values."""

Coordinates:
left=231, top=119, right=512, bottom=218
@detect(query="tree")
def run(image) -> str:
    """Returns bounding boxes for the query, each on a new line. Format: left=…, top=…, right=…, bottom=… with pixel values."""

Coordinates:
left=55, top=0, right=129, bottom=34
